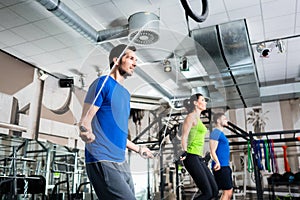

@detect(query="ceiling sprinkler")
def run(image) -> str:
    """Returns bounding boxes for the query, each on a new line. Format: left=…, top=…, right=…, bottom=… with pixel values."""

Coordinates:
left=276, top=40, right=285, bottom=53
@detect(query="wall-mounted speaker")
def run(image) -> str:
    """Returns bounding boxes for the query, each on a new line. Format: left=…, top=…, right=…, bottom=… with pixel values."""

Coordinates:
left=59, top=78, right=74, bottom=88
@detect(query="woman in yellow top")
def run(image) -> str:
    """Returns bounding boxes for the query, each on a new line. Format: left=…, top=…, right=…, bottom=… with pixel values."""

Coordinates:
left=181, top=93, right=218, bottom=200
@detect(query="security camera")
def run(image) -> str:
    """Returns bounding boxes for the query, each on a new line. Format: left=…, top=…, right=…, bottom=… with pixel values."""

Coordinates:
left=256, top=43, right=273, bottom=58
left=260, top=48, right=271, bottom=58
left=180, top=56, right=189, bottom=71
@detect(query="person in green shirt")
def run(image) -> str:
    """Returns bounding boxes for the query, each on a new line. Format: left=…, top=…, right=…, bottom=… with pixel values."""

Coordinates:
left=180, top=93, right=218, bottom=200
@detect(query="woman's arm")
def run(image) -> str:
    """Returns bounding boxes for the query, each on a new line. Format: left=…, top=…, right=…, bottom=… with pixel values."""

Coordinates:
left=181, top=115, right=193, bottom=152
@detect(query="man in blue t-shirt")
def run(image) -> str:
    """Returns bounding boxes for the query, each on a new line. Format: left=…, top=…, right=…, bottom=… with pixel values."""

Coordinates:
left=79, top=44, right=153, bottom=200
left=209, top=113, right=233, bottom=200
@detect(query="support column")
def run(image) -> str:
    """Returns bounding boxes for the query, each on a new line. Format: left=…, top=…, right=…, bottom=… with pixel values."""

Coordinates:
left=280, top=100, right=299, bottom=172
left=26, top=69, right=45, bottom=140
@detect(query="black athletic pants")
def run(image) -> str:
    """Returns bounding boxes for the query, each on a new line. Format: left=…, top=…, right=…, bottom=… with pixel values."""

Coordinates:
left=183, top=153, right=219, bottom=200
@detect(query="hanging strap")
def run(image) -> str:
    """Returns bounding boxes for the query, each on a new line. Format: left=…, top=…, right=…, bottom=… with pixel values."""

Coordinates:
left=271, top=139, right=279, bottom=173
left=24, top=178, right=28, bottom=199
left=254, top=140, right=264, bottom=170
left=185, top=12, right=191, bottom=37
left=263, top=140, right=271, bottom=172
left=282, top=145, right=291, bottom=172
left=268, top=139, right=275, bottom=173
left=247, top=141, right=253, bottom=172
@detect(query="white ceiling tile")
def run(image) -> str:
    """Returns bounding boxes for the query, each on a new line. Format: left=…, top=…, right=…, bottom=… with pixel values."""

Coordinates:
left=286, top=61, right=299, bottom=78
left=30, top=52, right=63, bottom=66
left=228, top=5, right=261, bottom=21
left=286, top=38, right=300, bottom=52
left=81, top=57, right=108, bottom=72
left=262, top=0, right=297, bottom=19
left=73, top=8, right=107, bottom=30
left=286, top=51, right=300, bottom=70
left=61, top=0, right=83, bottom=10
left=0, top=30, right=26, bottom=45
left=189, top=20, right=201, bottom=31
left=199, top=12, right=230, bottom=28
left=246, top=17, right=265, bottom=42
left=47, top=58, right=84, bottom=75
left=11, top=42, right=45, bottom=57
left=32, top=37, right=66, bottom=51
left=256, top=70, right=266, bottom=84
left=54, top=32, right=90, bottom=47
left=87, top=2, right=123, bottom=26
left=262, top=53, right=286, bottom=63
left=11, top=24, right=49, bottom=41
left=69, top=44, right=96, bottom=59
left=296, top=13, right=300, bottom=27
left=263, top=63, right=287, bottom=81
left=286, top=73, right=299, bottom=80
left=50, top=47, right=81, bottom=61
left=0, top=0, right=27, bottom=6
left=0, top=24, right=5, bottom=31
left=264, top=14, right=295, bottom=33
left=2, top=47, right=25, bottom=58
left=0, top=7, right=28, bottom=28
left=260, top=0, right=275, bottom=3
left=22, top=57, right=39, bottom=66
left=0, top=41, right=6, bottom=49
left=207, top=0, right=226, bottom=15
left=265, top=27, right=295, bottom=40
left=10, top=1, right=52, bottom=22
left=112, top=0, right=154, bottom=17
left=295, top=27, right=300, bottom=35
left=148, top=0, right=179, bottom=8
left=72, top=0, right=110, bottom=8
left=167, top=22, right=189, bottom=36
left=34, top=17, right=74, bottom=35
left=298, top=0, right=300, bottom=13
left=160, top=3, right=185, bottom=26
left=224, top=0, right=260, bottom=11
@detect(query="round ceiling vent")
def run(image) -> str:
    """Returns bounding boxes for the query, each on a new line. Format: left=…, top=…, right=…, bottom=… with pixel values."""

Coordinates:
left=128, top=12, right=159, bottom=45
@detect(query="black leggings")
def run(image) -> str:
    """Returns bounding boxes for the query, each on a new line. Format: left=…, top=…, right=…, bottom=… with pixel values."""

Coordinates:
left=183, top=153, right=219, bottom=200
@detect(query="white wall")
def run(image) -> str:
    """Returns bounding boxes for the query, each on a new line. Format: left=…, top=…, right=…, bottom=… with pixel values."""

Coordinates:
left=0, top=93, right=14, bottom=135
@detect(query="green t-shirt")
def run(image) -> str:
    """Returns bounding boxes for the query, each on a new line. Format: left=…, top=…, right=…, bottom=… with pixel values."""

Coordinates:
left=187, top=119, right=207, bottom=156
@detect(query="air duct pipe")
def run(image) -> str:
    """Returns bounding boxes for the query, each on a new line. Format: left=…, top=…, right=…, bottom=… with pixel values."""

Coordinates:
left=36, top=0, right=159, bottom=45
left=36, top=0, right=99, bottom=42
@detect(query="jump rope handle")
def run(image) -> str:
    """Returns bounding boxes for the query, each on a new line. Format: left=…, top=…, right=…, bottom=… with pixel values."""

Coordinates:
left=142, top=152, right=148, bottom=157
left=79, top=125, right=88, bottom=132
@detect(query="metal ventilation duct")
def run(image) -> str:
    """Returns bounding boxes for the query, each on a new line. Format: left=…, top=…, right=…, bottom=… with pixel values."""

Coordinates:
left=36, top=0, right=159, bottom=45
left=191, top=19, right=261, bottom=109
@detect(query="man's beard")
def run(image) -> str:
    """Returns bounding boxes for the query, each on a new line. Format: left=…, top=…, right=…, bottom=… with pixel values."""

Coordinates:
left=118, top=66, right=130, bottom=78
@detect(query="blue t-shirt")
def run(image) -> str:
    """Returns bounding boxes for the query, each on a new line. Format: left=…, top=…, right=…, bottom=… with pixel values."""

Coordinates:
left=84, top=76, right=130, bottom=163
left=210, top=128, right=230, bottom=167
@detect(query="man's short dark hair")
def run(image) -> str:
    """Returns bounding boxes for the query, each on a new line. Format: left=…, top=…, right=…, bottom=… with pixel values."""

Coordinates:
left=109, top=44, right=136, bottom=69
left=213, top=112, right=225, bottom=124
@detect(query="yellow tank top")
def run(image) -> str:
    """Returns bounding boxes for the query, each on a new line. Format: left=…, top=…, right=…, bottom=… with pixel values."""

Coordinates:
left=187, top=119, right=207, bottom=156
